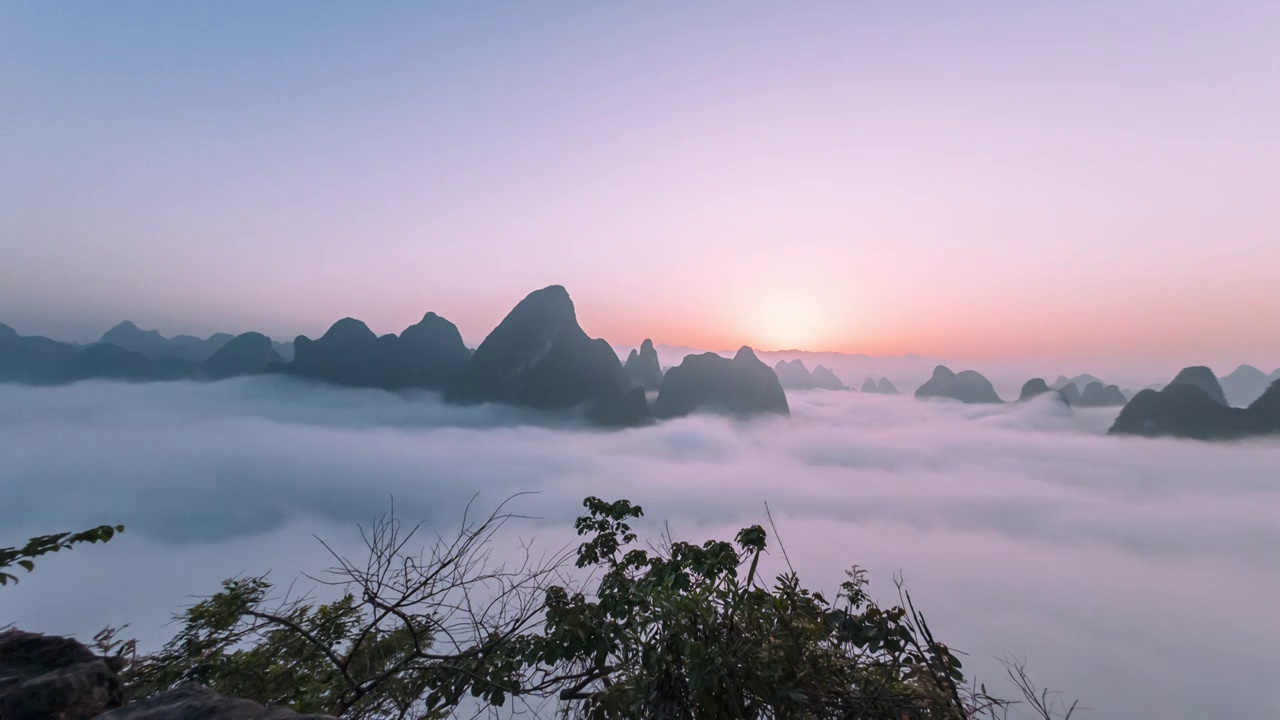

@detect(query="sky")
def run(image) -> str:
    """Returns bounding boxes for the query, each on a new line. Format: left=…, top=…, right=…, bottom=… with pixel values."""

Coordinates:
left=4, top=378, right=1279, bottom=719
left=2, top=1, right=1278, bottom=369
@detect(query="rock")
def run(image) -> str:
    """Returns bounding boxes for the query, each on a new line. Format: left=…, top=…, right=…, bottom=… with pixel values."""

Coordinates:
left=1018, top=378, right=1053, bottom=401
left=624, top=339, right=664, bottom=391
left=810, top=365, right=845, bottom=390
left=0, top=629, right=123, bottom=720
left=1077, top=381, right=1127, bottom=407
left=914, top=365, right=1002, bottom=404
left=652, top=347, right=789, bottom=419
left=1219, top=365, right=1272, bottom=407
left=447, top=286, right=650, bottom=426
left=204, top=332, right=285, bottom=380
left=1167, top=366, right=1227, bottom=406
left=772, top=359, right=815, bottom=390
left=98, top=682, right=334, bottom=720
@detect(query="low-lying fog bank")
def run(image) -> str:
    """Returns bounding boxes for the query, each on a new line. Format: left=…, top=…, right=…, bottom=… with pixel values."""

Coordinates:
left=2, top=378, right=1278, bottom=719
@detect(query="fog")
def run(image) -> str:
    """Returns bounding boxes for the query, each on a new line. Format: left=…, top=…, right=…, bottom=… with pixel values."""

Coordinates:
left=2, top=378, right=1278, bottom=718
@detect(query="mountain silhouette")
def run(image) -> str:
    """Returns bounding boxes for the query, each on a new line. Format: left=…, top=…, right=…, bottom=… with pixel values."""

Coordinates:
left=860, top=377, right=899, bottom=395
left=1018, top=378, right=1054, bottom=401
left=652, top=347, right=789, bottom=419
left=1168, top=366, right=1227, bottom=406
left=810, top=365, right=845, bottom=390
left=773, top=359, right=815, bottom=390
left=204, top=332, right=285, bottom=380
left=914, top=365, right=1002, bottom=404
left=1110, top=371, right=1280, bottom=440
left=1077, top=381, right=1127, bottom=407
left=447, top=286, right=650, bottom=426
left=1219, top=365, right=1273, bottom=407
left=624, top=339, right=664, bottom=391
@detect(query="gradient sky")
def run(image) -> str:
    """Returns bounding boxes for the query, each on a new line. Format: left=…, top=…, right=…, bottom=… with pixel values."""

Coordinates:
left=3, top=1, right=1278, bottom=369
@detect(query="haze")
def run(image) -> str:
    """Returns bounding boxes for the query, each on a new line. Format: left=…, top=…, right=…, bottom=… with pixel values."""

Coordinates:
left=4, top=1, right=1279, bottom=369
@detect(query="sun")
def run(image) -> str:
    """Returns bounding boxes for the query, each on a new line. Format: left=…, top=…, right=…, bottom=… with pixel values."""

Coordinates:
left=750, top=294, right=827, bottom=350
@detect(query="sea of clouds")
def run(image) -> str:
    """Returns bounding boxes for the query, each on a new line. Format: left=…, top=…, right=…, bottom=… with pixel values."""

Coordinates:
left=2, top=378, right=1278, bottom=719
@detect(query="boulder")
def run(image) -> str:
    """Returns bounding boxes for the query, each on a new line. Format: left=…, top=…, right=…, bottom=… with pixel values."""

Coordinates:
left=652, top=347, right=789, bottom=419
left=914, top=365, right=1002, bottom=404
left=1167, top=366, right=1227, bottom=406
left=447, top=286, right=650, bottom=426
left=624, top=339, right=664, bottom=392
left=98, top=682, right=333, bottom=720
left=0, top=629, right=123, bottom=720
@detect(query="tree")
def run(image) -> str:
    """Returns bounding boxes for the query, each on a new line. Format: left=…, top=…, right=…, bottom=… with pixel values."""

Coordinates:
left=0, top=524, right=124, bottom=586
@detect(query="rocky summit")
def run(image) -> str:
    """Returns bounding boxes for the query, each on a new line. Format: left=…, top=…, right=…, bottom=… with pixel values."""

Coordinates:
left=652, top=347, right=789, bottom=419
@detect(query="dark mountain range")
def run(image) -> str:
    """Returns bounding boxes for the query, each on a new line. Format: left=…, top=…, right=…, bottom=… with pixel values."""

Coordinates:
left=205, top=332, right=285, bottom=380
left=1167, top=366, right=1227, bottom=406
left=1076, top=381, right=1127, bottom=407
left=810, top=365, right=845, bottom=390
left=99, top=321, right=232, bottom=362
left=624, top=339, right=664, bottom=391
left=1110, top=373, right=1280, bottom=440
left=1219, top=365, right=1273, bottom=407
left=861, top=377, right=899, bottom=395
left=915, top=366, right=1003, bottom=404
left=652, top=347, right=789, bottom=419
left=446, top=286, right=650, bottom=427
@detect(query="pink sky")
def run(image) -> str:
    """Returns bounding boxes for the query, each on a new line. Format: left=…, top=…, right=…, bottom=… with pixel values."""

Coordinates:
left=2, top=2, right=1278, bottom=371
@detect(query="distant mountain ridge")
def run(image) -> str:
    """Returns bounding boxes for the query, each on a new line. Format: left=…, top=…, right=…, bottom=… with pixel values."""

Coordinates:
left=1111, top=365, right=1280, bottom=440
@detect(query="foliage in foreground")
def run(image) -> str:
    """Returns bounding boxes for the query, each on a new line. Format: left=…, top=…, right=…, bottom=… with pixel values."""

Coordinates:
left=0, top=524, right=124, bottom=586
left=97, top=497, right=1072, bottom=718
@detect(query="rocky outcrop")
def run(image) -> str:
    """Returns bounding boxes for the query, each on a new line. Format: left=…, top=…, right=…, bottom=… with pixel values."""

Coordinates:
left=0, top=629, right=124, bottom=720
left=0, top=630, right=330, bottom=720
left=861, top=378, right=877, bottom=392
left=1219, top=365, right=1273, bottom=407
left=204, top=332, right=285, bottom=381
left=624, top=339, right=664, bottom=391
left=99, top=682, right=334, bottom=719
left=447, top=286, right=650, bottom=426
left=1167, top=366, right=1227, bottom=406
left=652, top=347, right=789, bottom=419
left=810, top=365, right=845, bottom=390
left=1077, top=382, right=1127, bottom=407
left=1109, top=376, right=1280, bottom=440
left=914, top=366, right=1002, bottom=404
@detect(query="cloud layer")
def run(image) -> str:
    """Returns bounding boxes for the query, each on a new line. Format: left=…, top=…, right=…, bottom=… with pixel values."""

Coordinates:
left=2, top=378, right=1278, bottom=719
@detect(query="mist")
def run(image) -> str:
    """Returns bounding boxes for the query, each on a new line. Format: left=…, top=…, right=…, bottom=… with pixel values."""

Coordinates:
left=2, top=378, right=1278, bottom=719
